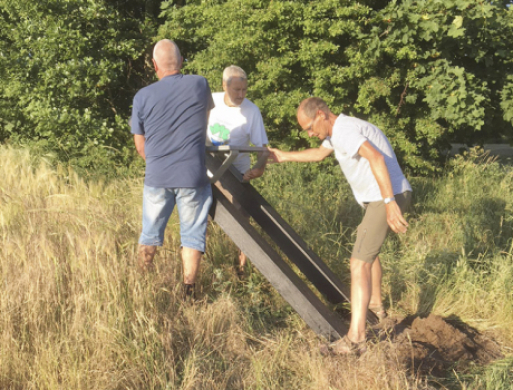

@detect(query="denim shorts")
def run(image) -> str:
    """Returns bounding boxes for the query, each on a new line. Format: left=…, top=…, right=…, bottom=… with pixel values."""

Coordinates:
left=139, top=184, right=213, bottom=252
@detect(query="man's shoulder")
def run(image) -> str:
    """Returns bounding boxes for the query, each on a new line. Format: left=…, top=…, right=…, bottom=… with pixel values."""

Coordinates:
left=336, top=113, right=358, bottom=124
left=335, top=114, right=374, bottom=132
left=134, top=79, right=160, bottom=99
left=179, top=74, right=211, bottom=89
left=240, top=98, right=261, bottom=113
left=211, top=92, right=225, bottom=105
left=334, top=114, right=359, bottom=132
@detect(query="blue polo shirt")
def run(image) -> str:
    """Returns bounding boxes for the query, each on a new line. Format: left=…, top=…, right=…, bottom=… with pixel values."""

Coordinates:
left=131, top=74, right=214, bottom=188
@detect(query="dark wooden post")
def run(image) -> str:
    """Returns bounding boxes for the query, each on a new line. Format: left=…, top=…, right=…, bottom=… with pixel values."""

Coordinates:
left=205, top=147, right=378, bottom=340
left=210, top=185, right=347, bottom=341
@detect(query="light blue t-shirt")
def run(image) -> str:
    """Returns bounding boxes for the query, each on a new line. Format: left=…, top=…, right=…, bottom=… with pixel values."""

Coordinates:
left=131, top=74, right=214, bottom=188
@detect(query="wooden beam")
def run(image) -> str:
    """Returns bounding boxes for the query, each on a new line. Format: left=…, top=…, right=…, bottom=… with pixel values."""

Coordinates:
left=210, top=185, right=347, bottom=341
left=206, top=152, right=379, bottom=324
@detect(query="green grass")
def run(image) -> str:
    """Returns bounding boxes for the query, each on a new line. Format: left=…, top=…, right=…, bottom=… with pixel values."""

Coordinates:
left=1, top=145, right=512, bottom=389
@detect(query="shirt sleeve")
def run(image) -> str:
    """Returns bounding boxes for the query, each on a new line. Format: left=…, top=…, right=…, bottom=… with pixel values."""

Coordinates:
left=249, top=107, right=268, bottom=146
left=321, top=137, right=334, bottom=150
left=130, top=93, right=145, bottom=135
left=204, top=79, right=215, bottom=111
left=331, top=120, right=366, bottom=158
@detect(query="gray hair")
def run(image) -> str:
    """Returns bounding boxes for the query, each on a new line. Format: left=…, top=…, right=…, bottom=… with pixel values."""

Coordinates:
left=153, top=39, right=182, bottom=71
left=222, top=65, right=247, bottom=86
left=298, top=97, right=330, bottom=119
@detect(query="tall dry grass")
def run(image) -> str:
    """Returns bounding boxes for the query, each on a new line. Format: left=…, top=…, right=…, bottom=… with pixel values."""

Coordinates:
left=0, top=145, right=512, bottom=389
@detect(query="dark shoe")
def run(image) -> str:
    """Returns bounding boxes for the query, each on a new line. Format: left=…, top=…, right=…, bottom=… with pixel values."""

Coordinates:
left=320, top=335, right=367, bottom=356
left=182, top=283, right=196, bottom=302
left=369, top=304, right=387, bottom=321
left=235, top=265, right=245, bottom=279
left=138, top=245, right=156, bottom=273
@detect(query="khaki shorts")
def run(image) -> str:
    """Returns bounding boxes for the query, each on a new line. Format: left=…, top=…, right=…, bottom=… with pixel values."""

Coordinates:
left=351, top=191, right=412, bottom=263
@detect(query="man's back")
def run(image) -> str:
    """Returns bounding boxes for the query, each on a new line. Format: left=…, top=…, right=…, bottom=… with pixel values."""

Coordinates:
left=131, top=74, right=214, bottom=188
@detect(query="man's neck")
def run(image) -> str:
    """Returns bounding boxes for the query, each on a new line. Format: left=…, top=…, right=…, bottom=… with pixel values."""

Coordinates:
left=158, top=69, right=181, bottom=80
left=328, top=112, right=339, bottom=137
left=223, top=93, right=239, bottom=107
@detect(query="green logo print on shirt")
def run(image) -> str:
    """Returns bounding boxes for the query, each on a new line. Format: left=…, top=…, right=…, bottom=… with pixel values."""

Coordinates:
left=209, top=123, right=231, bottom=145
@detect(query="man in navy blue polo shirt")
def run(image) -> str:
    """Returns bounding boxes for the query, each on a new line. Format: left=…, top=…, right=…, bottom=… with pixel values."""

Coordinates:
left=131, top=39, right=214, bottom=299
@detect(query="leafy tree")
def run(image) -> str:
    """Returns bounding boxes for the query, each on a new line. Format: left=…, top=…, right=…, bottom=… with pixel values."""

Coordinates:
left=359, top=0, right=513, bottom=170
left=1, top=0, right=511, bottom=175
left=0, top=0, right=156, bottom=174
left=159, top=0, right=513, bottom=173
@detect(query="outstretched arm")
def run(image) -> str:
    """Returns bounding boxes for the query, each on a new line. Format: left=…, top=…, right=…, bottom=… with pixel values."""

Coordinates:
left=268, top=145, right=332, bottom=163
left=358, top=141, right=408, bottom=234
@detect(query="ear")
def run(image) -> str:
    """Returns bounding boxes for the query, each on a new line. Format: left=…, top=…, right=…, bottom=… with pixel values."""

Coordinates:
left=152, top=58, right=158, bottom=71
left=222, top=80, right=228, bottom=92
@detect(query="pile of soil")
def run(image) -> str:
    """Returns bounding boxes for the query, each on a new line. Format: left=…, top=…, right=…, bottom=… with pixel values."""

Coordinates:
left=373, top=313, right=504, bottom=377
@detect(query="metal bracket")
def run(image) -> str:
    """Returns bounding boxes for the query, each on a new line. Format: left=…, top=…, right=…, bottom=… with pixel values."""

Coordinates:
left=206, top=145, right=269, bottom=183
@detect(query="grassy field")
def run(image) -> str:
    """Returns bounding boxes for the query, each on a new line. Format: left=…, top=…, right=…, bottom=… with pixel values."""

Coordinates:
left=0, top=145, right=512, bottom=389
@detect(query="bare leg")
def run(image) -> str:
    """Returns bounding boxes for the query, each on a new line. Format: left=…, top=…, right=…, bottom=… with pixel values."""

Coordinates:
left=182, top=246, right=202, bottom=284
left=238, top=250, right=247, bottom=274
left=347, top=257, right=372, bottom=343
left=138, top=244, right=157, bottom=272
left=369, top=256, right=382, bottom=308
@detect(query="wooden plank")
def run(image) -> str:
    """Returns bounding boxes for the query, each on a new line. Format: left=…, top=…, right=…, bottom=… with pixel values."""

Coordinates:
left=210, top=185, right=347, bottom=341
left=205, top=153, right=379, bottom=324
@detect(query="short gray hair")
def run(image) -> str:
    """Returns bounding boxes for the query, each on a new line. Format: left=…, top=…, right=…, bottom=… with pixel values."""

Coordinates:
left=222, top=65, right=247, bottom=86
left=298, top=97, right=330, bottom=119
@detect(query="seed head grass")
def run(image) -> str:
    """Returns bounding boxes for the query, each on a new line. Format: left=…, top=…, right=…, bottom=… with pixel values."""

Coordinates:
left=1, top=146, right=512, bottom=389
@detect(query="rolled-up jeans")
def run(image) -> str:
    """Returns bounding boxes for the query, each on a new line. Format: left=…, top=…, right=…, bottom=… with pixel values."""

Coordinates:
left=139, top=184, right=212, bottom=252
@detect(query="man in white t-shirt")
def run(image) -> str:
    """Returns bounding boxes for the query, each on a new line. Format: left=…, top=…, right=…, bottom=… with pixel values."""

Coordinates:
left=269, top=97, right=412, bottom=355
left=207, top=65, right=269, bottom=275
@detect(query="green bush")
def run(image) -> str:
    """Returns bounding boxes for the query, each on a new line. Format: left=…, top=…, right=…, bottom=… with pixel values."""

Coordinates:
left=159, top=0, right=513, bottom=174
left=0, top=0, right=156, bottom=176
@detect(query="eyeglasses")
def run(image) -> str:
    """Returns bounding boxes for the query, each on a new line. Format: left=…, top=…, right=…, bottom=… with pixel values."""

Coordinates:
left=304, top=113, right=318, bottom=132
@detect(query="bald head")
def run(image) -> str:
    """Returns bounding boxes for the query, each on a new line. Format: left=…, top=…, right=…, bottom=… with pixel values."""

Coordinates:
left=153, top=39, right=182, bottom=73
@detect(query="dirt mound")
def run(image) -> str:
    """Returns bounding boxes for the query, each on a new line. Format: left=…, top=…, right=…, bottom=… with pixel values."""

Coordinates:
left=373, top=313, right=503, bottom=377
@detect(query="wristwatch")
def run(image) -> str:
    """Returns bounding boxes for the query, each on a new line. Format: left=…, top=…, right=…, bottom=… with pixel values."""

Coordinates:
left=383, top=197, right=395, bottom=204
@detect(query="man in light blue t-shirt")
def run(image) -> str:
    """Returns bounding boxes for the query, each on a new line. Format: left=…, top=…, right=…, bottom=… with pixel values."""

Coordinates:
left=131, top=39, right=214, bottom=300
left=269, top=97, right=412, bottom=355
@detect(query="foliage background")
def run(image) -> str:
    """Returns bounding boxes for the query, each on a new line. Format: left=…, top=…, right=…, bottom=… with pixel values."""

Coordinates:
left=0, top=0, right=158, bottom=175
left=1, top=0, right=512, bottom=176
left=159, top=0, right=513, bottom=174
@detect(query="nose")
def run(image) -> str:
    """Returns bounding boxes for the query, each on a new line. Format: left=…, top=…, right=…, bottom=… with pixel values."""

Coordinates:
left=307, top=130, right=314, bottom=137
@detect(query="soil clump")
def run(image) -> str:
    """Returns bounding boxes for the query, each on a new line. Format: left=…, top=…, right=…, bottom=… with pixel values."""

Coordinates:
left=372, top=313, right=504, bottom=377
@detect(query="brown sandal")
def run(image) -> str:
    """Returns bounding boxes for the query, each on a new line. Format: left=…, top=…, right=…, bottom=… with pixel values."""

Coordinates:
left=369, top=304, right=387, bottom=321
left=321, top=335, right=367, bottom=356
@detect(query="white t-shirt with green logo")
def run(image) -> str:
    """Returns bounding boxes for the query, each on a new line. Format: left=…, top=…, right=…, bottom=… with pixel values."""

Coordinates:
left=207, top=92, right=268, bottom=174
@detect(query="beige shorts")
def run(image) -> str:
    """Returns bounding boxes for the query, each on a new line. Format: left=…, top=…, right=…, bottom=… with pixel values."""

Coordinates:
left=351, top=191, right=412, bottom=263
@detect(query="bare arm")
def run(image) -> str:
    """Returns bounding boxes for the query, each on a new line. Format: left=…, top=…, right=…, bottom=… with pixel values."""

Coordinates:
left=242, top=145, right=268, bottom=181
left=358, top=141, right=408, bottom=234
left=133, top=134, right=146, bottom=161
left=268, top=145, right=333, bottom=163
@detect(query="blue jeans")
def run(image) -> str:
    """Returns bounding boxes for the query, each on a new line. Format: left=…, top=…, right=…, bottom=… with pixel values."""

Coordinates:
left=139, top=184, right=212, bottom=252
